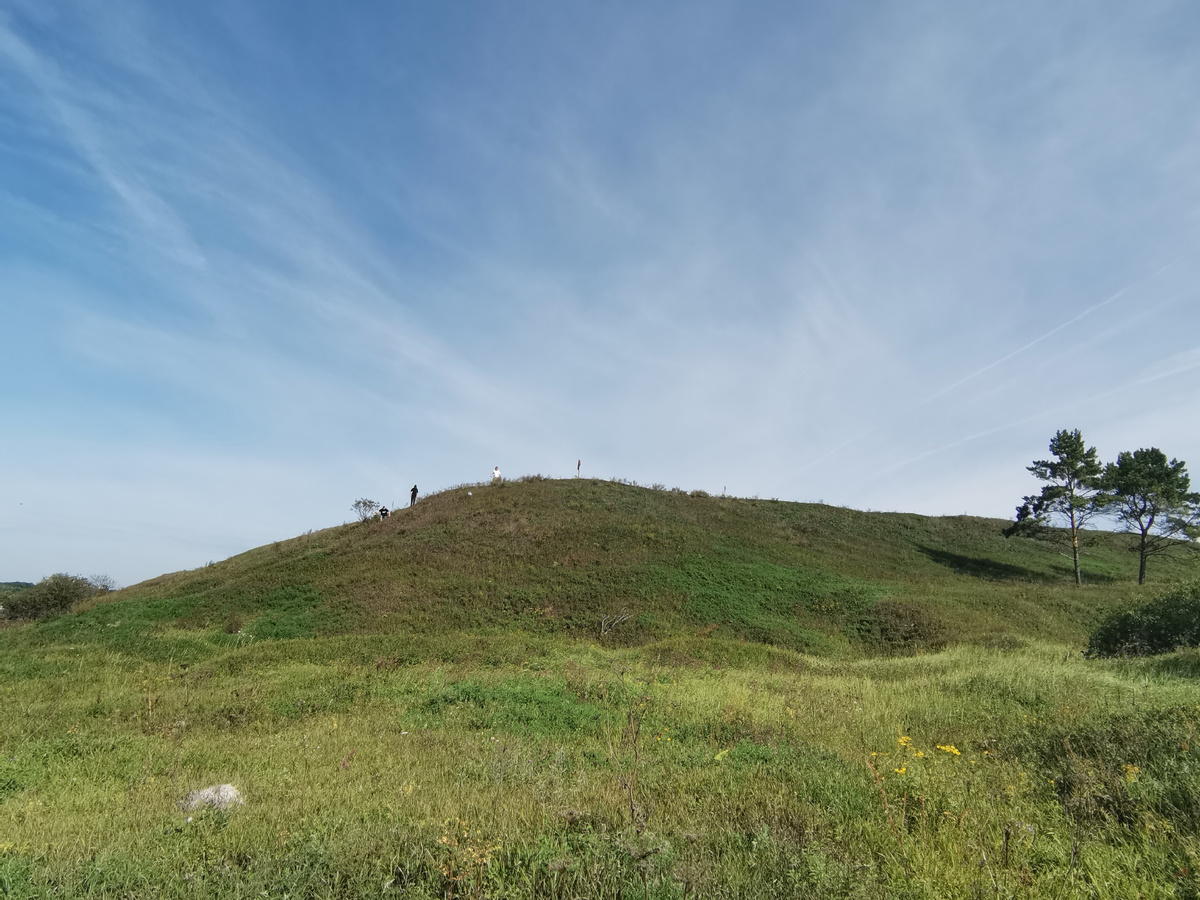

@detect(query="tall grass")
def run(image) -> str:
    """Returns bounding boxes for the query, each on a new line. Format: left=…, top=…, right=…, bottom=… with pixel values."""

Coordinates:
left=3, top=635, right=1200, bottom=897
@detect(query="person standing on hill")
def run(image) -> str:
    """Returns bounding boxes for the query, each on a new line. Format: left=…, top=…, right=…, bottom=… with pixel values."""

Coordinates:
left=577, top=459, right=581, bottom=477
left=492, top=466, right=501, bottom=483
left=379, top=506, right=389, bottom=520
left=410, top=485, right=418, bottom=506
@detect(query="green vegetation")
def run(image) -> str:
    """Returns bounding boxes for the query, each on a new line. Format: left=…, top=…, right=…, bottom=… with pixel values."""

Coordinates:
left=2, top=575, right=100, bottom=621
left=2, top=478, right=1199, bottom=897
left=1102, top=448, right=1200, bottom=585
left=1087, top=582, right=1200, bottom=657
left=1006, top=431, right=1200, bottom=586
left=351, top=498, right=382, bottom=524
left=1005, top=429, right=1104, bottom=585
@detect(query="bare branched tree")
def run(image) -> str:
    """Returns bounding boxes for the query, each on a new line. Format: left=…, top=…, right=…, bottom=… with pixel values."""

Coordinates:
left=351, top=498, right=382, bottom=523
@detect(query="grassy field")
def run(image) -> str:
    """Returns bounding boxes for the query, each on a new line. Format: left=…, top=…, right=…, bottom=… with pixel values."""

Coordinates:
left=2, top=478, right=1199, bottom=898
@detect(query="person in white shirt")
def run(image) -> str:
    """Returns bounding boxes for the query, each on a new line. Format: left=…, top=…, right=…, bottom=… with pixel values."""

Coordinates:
left=492, top=466, right=501, bottom=483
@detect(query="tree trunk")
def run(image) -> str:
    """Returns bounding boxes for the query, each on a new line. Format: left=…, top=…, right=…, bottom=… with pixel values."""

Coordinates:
left=1138, top=531, right=1148, bottom=585
left=1070, top=509, right=1082, bottom=586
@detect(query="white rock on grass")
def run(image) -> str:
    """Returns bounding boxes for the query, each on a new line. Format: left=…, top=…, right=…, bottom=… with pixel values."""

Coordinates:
left=179, top=784, right=244, bottom=812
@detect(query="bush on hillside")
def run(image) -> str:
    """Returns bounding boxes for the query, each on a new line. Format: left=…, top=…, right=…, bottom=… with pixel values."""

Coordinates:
left=1086, top=583, right=1200, bottom=657
left=854, top=599, right=949, bottom=656
left=351, top=498, right=381, bottom=523
left=88, top=574, right=119, bottom=592
left=3, top=574, right=98, bottom=621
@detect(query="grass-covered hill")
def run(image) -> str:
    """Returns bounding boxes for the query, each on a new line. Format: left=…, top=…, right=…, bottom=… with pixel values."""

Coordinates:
left=4, top=478, right=1200, bottom=899
left=45, top=476, right=1194, bottom=660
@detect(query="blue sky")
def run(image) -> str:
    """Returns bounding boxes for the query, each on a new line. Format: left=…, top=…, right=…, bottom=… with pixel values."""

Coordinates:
left=2, top=1, right=1199, bottom=586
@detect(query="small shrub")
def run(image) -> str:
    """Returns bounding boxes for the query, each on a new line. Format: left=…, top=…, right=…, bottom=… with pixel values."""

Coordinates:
left=88, top=574, right=119, bottom=592
left=351, top=498, right=381, bottom=523
left=689, top=489, right=710, bottom=498
left=853, top=599, right=948, bottom=655
left=3, top=574, right=97, bottom=621
left=1086, top=582, right=1200, bottom=657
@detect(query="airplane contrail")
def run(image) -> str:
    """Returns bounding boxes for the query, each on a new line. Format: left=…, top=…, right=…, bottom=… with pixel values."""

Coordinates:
left=799, top=259, right=1179, bottom=474
left=872, top=334, right=1200, bottom=480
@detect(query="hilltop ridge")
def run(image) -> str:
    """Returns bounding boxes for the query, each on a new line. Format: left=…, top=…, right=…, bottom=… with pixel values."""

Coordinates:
left=34, top=477, right=1193, bottom=659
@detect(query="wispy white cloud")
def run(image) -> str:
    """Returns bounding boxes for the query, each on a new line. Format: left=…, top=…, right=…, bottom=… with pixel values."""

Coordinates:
left=0, top=18, right=208, bottom=268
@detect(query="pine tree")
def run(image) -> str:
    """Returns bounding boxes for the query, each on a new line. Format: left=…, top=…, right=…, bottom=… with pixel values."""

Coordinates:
left=1004, top=429, right=1104, bottom=585
left=1101, top=448, right=1200, bottom=584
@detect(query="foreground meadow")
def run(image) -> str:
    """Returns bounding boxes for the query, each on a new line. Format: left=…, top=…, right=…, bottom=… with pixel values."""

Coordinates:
left=3, top=631, right=1200, bottom=899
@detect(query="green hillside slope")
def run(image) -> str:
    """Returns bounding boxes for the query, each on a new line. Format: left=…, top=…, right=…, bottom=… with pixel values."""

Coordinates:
left=28, top=477, right=1197, bottom=660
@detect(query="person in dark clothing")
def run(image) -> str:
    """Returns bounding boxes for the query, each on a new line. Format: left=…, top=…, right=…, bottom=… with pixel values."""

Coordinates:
left=410, top=485, right=418, bottom=506
left=379, top=506, right=389, bottom=520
